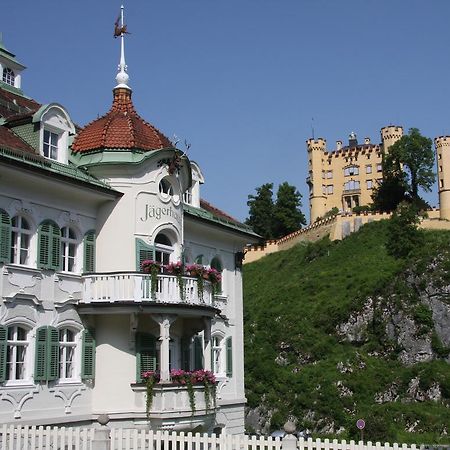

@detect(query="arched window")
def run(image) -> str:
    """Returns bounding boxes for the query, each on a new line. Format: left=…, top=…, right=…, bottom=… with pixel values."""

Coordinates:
left=61, top=227, right=77, bottom=272
left=2, top=68, right=15, bottom=86
left=58, top=328, right=77, bottom=380
left=154, top=232, right=173, bottom=266
left=3, top=325, right=30, bottom=381
left=11, top=216, right=31, bottom=265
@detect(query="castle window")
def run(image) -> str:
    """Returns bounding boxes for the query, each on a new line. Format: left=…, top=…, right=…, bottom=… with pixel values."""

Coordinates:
left=439, top=165, right=443, bottom=172
left=327, top=185, right=334, bottom=194
left=440, top=179, right=444, bottom=188
left=11, top=215, right=32, bottom=265
left=366, top=165, right=372, bottom=174
left=326, top=170, right=333, bottom=179
left=438, top=154, right=442, bottom=160
left=344, top=166, right=359, bottom=176
left=43, top=129, right=59, bottom=160
left=366, top=180, right=373, bottom=190
left=2, top=68, right=15, bottom=86
left=344, top=180, right=360, bottom=191
left=376, top=163, right=382, bottom=172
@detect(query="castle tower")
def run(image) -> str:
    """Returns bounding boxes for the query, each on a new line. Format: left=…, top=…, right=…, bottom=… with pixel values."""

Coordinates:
left=435, top=136, right=450, bottom=220
left=380, top=125, right=403, bottom=154
left=307, top=138, right=327, bottom=222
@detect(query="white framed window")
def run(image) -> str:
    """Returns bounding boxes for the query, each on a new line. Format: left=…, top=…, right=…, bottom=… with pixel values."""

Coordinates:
left=366, top=165, right=372, bottom=174
left=58, top=328, right=78, bottom=381
left=326, top=170, right=333, bottom=179
left=183, top=188, right=193, bottom=205
left=212, top=335, right=223, bottom=375
left=376, top=163, right=382, bottom=172
left=43, top=129, right=59, bottom=160
left=154, top=232, right=173, bottom=266
left=61, top=227, right=77, bottom=272
left=2, top=68, right=15, bottom=86
left=326, top=185, right=334, bottom=194
left=10, top=216, right=31, bottom=265
left=367, top=180, right=373, bottom=189
left=6, top=325, right=30, bottom=382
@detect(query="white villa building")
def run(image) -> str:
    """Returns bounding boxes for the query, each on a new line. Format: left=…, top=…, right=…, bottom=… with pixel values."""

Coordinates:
left=0, top=17, right=258, bottom=433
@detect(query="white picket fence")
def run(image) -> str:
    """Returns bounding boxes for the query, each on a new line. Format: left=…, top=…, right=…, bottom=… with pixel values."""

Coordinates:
left=0, top=425, right=425, bottom=450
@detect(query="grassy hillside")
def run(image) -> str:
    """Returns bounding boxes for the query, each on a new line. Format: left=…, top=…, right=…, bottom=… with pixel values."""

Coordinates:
left=243, top=221, right=450, bottom=444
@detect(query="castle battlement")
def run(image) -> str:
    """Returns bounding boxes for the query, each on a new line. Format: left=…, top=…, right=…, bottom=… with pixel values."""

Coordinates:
left=435, top=136, right=450, bottom=148
left=380, top=125, right=403, bottom=141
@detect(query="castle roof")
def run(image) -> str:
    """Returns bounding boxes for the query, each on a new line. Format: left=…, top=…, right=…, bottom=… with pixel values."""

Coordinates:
left=71, top=87, right=172, bottom=154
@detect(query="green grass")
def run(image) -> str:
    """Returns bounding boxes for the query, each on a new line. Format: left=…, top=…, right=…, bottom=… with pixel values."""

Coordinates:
left=243, top=221, right=450, bottom=444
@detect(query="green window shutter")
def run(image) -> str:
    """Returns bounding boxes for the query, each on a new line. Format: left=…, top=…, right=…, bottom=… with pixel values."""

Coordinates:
left=136, top=238, right=155, bottom=271
left=136, top=333, right=156, bottom=382
left=193, top=335, right=203, bottom=370
left=181, top=337, right=190, bottom=371
left=47, top=327, right=59, bottom=381
left=0, top=210, right=11, bottom=264
left=38, top=222, right=61, bottom=270
left=83, top=231, right=96, bottom=273
left=0, top=326, right=7, bottom=382
left=50, top=227, right=61, bottom=271
left=226, top=336, right=233, bottom=377
left=34, top=327, right=48, bottom=381
left=82, top=329, right=96, bottom=379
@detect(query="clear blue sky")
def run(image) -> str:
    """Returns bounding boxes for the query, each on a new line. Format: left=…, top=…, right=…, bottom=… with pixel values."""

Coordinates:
left=3, top=1, right=450, bottom=222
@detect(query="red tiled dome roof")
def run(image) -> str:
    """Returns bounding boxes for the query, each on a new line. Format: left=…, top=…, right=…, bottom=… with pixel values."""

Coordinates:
left=72, top=88, right=172, bottom=153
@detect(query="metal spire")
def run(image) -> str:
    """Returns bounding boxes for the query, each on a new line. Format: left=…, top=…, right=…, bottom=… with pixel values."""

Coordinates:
left=115, top=5, right=130, bottom=89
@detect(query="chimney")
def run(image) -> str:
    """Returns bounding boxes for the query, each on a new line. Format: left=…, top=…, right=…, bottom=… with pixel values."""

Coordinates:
left=348, top=131, right=358, bottom=147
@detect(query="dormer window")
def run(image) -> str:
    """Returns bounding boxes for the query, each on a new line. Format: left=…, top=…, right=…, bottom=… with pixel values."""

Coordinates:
left=43, top=129, right=59, bottom=160
left=33, top=104, right=75, bottom=164
left=2, top=67, right=15, bottom=86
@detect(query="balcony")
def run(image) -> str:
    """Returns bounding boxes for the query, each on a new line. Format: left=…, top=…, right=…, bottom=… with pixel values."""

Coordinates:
left=81, top=272, right=216, bottom=308
left=130, top=383, right=216, bottom=430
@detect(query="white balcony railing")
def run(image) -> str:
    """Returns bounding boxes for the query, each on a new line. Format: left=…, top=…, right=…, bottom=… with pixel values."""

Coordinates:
left=81, top=272, right=214, bottom=307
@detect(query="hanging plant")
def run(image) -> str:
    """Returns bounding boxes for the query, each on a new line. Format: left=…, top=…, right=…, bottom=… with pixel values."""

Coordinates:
left=165, top=261, right=185, bottom=301
left=141, top=260, right=161, bottom=299
left=186, top=264, right=207, bottom=300
left=169, top=369, right=217, bottom=416
left=142, top=371, right=160, bottom=417
left=207, top=268, right=222, bottom=296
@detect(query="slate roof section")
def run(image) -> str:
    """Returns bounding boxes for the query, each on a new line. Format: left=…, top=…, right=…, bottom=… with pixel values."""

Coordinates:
left=72, top=87, right=172, bottom=153
left=0, top=85, right=40, bottom=121
left=184, top=201, right=259, bottom=238
left=0, top=126, right=36, bottom=153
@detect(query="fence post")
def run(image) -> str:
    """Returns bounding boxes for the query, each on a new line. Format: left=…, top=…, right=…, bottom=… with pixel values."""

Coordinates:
left=91, top=415, right=111, bottom=450
left=282, top=421, right=297, bottom=450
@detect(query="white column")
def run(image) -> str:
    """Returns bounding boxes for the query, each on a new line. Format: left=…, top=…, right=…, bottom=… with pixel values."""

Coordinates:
left=203, top=318, right=212, bottom=371
left=157, top=315, right=177, bottom=382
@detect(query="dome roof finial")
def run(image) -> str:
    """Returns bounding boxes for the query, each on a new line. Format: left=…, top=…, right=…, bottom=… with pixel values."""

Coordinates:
left=114, top=5, right=130, bottom=90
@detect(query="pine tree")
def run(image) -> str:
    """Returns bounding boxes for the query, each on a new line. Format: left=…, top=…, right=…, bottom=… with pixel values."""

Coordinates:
left=273, top=182, right=306, bottom=237
left=246, top=183, right=275, bottom=239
